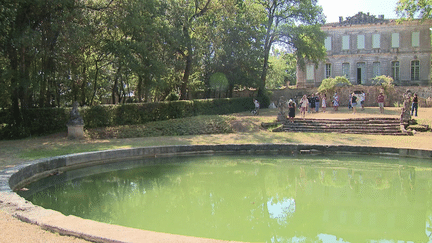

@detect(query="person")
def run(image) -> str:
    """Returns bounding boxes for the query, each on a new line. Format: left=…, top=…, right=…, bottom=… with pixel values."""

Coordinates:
left=314, top=93, right=320, bottom=113
left=411, top=93, right=418, bottom=117
left=333, top=92, right=339, bottom=111
left=360, top=91, right=366, bottom=110
left=299, top=95, right=309, bottom=118
left=351, top=92, right=358, bottom=114
left=288, top=99, right=296, bottom=123
left=309, top=94, right=315, bottom=113
left=321, top=94, right=327, bottom=112
left=377, top=92, right=385, bottom=114
left=253, top=99, right=260, bottom=115
left=348, top=92, right=352, bottom=110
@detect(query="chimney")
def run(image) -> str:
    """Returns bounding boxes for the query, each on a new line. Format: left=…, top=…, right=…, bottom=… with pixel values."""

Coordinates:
left=339, top=16, right=343, bottom=23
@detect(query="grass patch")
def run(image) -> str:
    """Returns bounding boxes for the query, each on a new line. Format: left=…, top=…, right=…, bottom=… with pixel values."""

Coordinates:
left=87, top=115, right=235, bottom=139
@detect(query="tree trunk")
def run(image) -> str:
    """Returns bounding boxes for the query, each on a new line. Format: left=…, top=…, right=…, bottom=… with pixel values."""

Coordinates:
left=180, top=54, right=192, bottom=100
left=81, top=66, right=87, bottom=106
left=180, top=26, right=192, bottom=100
left=137, top=75, right=143, bottom=102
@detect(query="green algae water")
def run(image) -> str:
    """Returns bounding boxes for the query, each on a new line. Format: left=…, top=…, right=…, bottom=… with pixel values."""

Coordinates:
left=19, top=154, right=432, bottom=242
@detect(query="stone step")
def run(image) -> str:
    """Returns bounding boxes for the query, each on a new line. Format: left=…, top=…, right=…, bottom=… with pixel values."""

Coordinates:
left=282, top=128, right=410, bottom=136
left=273, top=118, right=412, bottom=136
left=283, top=125, right=401, bottom=131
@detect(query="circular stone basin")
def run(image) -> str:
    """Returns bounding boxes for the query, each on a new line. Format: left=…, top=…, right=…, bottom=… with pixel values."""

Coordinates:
left=16, top=151, right=432, bottom=242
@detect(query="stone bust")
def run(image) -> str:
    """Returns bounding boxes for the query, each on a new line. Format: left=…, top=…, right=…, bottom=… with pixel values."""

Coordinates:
left=68, top=101, right=84, bottom=126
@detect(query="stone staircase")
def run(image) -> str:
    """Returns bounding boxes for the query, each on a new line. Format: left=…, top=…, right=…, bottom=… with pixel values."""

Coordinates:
left=269, top=118, right=413, bottom=136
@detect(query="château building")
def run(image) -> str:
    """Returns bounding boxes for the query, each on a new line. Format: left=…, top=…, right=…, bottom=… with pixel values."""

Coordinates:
left=296, top=12, right=432, bottom=88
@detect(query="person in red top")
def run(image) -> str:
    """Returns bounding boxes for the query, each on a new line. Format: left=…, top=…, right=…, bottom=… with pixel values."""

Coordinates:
left=377, top=92, right=385, bottom=114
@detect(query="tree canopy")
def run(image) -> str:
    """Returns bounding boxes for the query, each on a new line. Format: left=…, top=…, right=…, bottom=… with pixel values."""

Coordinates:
left=0, top=0, right=326, bottom=126
left=397, top=0, right=432, bottom=21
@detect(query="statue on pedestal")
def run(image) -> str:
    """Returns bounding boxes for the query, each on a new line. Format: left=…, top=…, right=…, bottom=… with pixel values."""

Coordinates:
left=400, top=90, right=412, bottom=132
left=277, top=96, right=287, bottom=122
left=67, top=101, right=84, bottom=139
left=68, top=102, right=84, bottom=126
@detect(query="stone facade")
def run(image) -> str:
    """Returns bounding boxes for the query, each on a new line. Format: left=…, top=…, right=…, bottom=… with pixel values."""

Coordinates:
left=297, top=12, right=432, bottom=88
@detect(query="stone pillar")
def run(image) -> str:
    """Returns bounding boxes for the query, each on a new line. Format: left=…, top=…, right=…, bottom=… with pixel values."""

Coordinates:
left=67, top=101, right=85, bottom=139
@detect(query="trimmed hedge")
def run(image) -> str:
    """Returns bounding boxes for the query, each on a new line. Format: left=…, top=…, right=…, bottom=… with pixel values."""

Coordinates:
left=83, top=97, right=253, bottom=128
left=0, top=108, right=68, bottom=139
left=0, top=97, right=254, bottom=139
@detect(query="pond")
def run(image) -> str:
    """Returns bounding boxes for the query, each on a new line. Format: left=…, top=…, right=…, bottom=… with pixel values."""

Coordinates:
left=18, top=153, right=432, bottom=242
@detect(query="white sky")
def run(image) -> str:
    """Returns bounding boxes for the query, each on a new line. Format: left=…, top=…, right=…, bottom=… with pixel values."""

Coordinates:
left=318, top=0, right=400, bottom=23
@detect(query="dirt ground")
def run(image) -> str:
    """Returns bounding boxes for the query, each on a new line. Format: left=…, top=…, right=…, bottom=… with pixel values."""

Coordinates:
left=1, top=106, right=431, bottom=242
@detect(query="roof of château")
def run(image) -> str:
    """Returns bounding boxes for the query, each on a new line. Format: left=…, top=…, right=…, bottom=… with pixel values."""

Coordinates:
left=324, top=11, right=390, bottom=26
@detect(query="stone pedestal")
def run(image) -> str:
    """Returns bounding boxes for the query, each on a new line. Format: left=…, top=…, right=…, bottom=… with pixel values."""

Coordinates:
left=67, top=125, right=84, bottom=139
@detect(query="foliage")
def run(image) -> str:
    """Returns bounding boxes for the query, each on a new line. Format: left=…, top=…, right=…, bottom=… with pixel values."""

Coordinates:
left=266, top=50, right=294, bottom=89
left=209, top=72, right=229, bottom=98
left=397, top=0, right=432, bottom=21
left=87, top=115, right=235, bottom=139
left=0, top=0, right=328, bottom=136
left=372, top=75, right=395, bottom=95
left=317, top=76, right=351, bottom=95
left=165, top=92, right=180, bottom=101
left=0, top=108, right=68, bottom=139
left=257, top=0, right=326, bottom=92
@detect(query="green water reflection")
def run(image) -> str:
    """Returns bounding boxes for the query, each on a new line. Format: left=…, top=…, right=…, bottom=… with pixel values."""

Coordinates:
left=19, top=154, right=432, bottom=242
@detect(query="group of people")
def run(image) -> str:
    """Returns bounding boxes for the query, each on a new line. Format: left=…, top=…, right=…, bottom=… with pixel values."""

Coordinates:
left=255, top=89, right=420, bottom=121
left=297, top=93, right=328, bottom=118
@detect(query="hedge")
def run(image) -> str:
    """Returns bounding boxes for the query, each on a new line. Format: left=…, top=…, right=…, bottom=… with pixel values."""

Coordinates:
left=0, top=97, right=254, bottom=139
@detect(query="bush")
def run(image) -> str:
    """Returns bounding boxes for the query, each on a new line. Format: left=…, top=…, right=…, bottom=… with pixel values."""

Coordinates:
left=87, top=115, right=235, bottom=139
left=83, top=105, right=114, bottom=128
left=0, top=97, right=252, bottom=139
left=0, top=108, right=68, bottom=139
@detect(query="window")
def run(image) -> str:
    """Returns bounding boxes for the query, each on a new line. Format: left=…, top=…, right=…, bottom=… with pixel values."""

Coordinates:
left=411, top=60, right=420, bottom=80
left=391, top=61, right=400, bottom=81
left=306, top=64, right=314, bottom=81
left=325, top=36, right=332, bottom=51
left=325, top=64, right=332, bottom=78
left=357, top=35, right=365, bottom=49
left=342, top=35, right=350, bottom=50
left=357, top=62, right=366, bottom=84
left=392, top=33, right=400, bottom=48
left=342, top=63, right=350, bottom=78
left=372, top=34, right=380, bottom=49
left=373, top=62, right=381, bottom=77
left=412, top=32, right=420, bottom=47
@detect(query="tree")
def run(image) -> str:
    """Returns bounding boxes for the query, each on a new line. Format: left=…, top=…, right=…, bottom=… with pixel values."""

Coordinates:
left=266, top=50, right=297, bottom=89
left=257, top=0, right=326, bottom=96
left=167, top=0, right=213, bottom=100
left=204, top=0, right=264, bottom=97
left=317, top=76, right=351, bottom=96
left=209, top=72, right=228, bottom=98
left=397, top=0, right=432, bottom=21
left=372, top=75, right=395, bottom=96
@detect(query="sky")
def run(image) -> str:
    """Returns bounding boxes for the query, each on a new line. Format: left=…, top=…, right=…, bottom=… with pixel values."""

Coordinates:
left=318, top=0, right=400, bottom=23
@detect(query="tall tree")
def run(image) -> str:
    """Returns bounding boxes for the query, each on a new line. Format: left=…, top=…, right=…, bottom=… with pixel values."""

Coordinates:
left=257, top=0, right=326, bottom=96
left=206, top=0, right=264, bottom=97
left=167, top=0, right=213, bottom=100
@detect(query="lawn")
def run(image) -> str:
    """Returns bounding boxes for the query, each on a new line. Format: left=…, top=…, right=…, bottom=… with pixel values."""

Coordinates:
left=1, top=106, right=431, bottom=171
